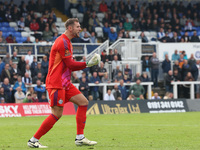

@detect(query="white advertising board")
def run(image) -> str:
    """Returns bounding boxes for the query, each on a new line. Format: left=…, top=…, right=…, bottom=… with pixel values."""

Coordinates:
left=158, top=43, right=200, bottom=61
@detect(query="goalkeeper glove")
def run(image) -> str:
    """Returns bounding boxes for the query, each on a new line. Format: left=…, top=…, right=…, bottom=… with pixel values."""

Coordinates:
left=86, top=53, right=101, bottom=67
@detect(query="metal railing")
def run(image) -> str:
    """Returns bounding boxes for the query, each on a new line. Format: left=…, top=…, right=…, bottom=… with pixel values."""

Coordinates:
left=171, top=81, right=200, bottom=99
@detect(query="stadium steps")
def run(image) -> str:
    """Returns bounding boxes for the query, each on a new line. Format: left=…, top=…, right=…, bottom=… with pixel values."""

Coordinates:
left=52, top=8, right=68, bottom=22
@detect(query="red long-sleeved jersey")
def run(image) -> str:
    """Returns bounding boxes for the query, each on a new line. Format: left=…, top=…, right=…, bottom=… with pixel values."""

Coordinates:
left=46, top=34, right=86, bottom=90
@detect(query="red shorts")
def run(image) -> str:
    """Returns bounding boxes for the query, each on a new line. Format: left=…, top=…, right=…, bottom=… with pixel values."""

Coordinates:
left=47, top=84, right=81, bottom=107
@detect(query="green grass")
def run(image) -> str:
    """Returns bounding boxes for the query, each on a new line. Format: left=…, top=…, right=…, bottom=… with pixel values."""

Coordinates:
left=0, top=112, right=200, bottom=150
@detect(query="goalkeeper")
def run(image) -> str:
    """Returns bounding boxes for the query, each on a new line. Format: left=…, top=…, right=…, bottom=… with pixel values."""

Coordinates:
left=27, top=18, right=100, bottom=148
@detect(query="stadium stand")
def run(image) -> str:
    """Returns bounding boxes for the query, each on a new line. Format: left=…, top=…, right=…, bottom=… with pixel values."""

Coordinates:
left=1, top=0, right=200, bottom=103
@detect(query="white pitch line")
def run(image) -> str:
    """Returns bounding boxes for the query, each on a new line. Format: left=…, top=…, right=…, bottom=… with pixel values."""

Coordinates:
left=102, top=124, right=200, bottom=127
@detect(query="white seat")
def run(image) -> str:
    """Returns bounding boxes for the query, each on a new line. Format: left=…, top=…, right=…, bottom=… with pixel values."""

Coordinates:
left=57, top=17, right=62, bottom=23
left=24, top=27, right=31, bottom=32
left=126, top=13, right=132, bottom=18
left=77, top=13, right=84, bottom=23
left=21, top=32, right=29, bottom=37
left=70, top=8, right=78, bottom=18
left=59, top=27, right=66, bottom=32
left=97, top=13, right=105, bottom=22
left=37, top=31, right=43, bottom=35
left=34, top=12, right=42, bottom=18
left=150, top=31, right=157, bottom=37
left=128, top=18, right=134, bottom=23
left=30, top=36, right=35, bottom=42
left=110, top=27, right=116, bottom=32
left=55, top=22, right=60, bottom=27
left=95, top=27, right=103, bottom=33
left=60, top=22, right=65, bottom=27
left=96, top=32, right=103, bottom=37
left=9, top=22, right=17, bottom=28
left=144, top=31, right=150, bottom=37
left=129, top=31, right=137, bottom=38
left=136, top=31, right=142, bottom=37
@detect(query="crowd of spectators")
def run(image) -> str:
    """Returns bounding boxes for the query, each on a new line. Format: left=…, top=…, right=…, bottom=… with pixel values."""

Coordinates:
left=68, top=0, right=200, bottom=44
left=0, top=0, right=58, bottom=44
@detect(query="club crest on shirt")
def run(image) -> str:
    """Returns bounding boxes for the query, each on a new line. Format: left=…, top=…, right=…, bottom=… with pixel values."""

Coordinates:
left=65, top=49, right=71, bottom=56
left=58, top=99, right=63, bottom=104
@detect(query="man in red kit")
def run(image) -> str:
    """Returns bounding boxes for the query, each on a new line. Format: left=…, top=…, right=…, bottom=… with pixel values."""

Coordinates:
left=27, top=18, right=100, bottom=148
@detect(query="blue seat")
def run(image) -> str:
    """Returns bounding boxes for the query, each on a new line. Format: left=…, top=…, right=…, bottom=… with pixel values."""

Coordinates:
left=180, top=31, right=185, bottom=36
left=2, top=22, right=9, bottom=27
left=8, top=27, right=16, bottom=32
left=13, top=32, right=21, bottom=37
left=7, top=32, right=13, bottom=36
left=21, top=37, right=27, bottom=42
left=16, top=37, right=22, bottom=43
left=0, top=27, right=7, bottom=32
left=188, top=31, right=193, bottom=37
left=2, top=32, right=8, bottom=37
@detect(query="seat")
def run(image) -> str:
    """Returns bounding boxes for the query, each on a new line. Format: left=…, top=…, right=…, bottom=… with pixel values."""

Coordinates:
left=136, top=31, right=142, bottom=37
left=144, top=31, right=150, bottom=37
left=70, top=8, right=78, bottom=18
left=8, top=27, right=16, bottom=32
left=126, top=13, right=132, bottom=18
left=150, top=31, right=157, bottom=37
left=55, top=22, right=60, bottom=27
left=95, top=27, right=103, bottom=33
left=24, top=27, right=31, bottom=32
left=129, top=31, right=137, bottom=38
left=59, top=27, right=66, bottom=32
left=13, top=32, right=21, bottom=37
left=2, top=32, right=8, bottom=37
left=21, top=32, right=29, bottom=37
left=0, top=27, right=7, bottom=32
left=97, top=13, right=105, bottom=22
left=9, top=22, right=17, bottom=28
left=56, top=17, right=62, bottom=23
left=30, top=36, right=35, bottom=42
left=77, top=13, right=84, bottom=23
left=2, top=22, right=9, bottom=27
left=96, top=32, right=103, bottom=37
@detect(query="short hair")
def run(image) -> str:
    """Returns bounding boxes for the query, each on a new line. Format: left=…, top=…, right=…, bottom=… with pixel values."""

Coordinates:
left=65, top=18, right=79, bottom=28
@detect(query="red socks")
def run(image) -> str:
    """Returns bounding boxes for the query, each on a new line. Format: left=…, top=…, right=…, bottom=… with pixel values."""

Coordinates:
left=76, top=105, right=88, bottom=135
left=34, top=114, right=59, bottom=140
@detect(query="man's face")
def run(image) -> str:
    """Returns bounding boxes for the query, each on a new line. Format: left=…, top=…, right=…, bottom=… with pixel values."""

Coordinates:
left=71, top=22, right=81, bottom=38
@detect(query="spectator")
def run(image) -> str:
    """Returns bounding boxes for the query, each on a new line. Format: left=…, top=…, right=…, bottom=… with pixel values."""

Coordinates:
left=99, top=0, right=108, bottom=12
left=101, top=50, right=108, bottom=63
left=10, top=63, right=21, bottom=81
left=129, top=79, right=145, bottom=99
left=30, top=57, right=38, bottom=77
left=188, top=54, right=196, bottom=67
left=138, top=32, right=148, bottom=43
left=34, top=80, right=45, bottom=100
left=1, top=63, right=12, bottom=84
left=171, top=32, right=181, bottom=42
left=33, top=72, right=44, bottom=84
left=182, top=51, right=188, bottom=60
left=103, top=22, right=110, bottom=38
left=151, top=92, right=161, bottom=99
left=25, top=50, right=33, bottom=65
left=90, top=32, right=97, bottom=43
left=112, top=55, right=122, bottom=71
left=17, top=56, right=26, bottom=77
left=90, top=72, right=101, bottom=100
left=30, top=19, right=39, bottom=31
left=17, top=17, right=25, bottom=32
left=127, top=94, right=134, bottom=100
left=182, top=59, right=191, bottom=79
left=113, top=49, right=122, bottom=61
left=124, top=64, right=132, bottom=81
left=182, top=32, right=190, bottom=42
left=71, top=72, right=80, bottom=83
left=3, top=53, right=11, bottom=64
left=124, top=18, right=132, bottom=31
left=51, top=23, right=58, bottom=34
left=0, top=31, right=6, bottom=43
left=98, top=62, right=107, bottom=80
left=2, top=78, right=12, bottom=103
left=157, top=28, right=165, bottom=40
left=25, top=64, right=32, bottom=78
left=111, top=84, right=122, bottom=100
left=150, top=52, right=160, bottom=87
left=0, top=58, right=5, bottom=77
left=191, top=31, right=200, bottom=42
left=142, top=56, right=151, bottom=77
left=32, top=91, right=39, bottom=103
left=163, top=92, right=173, bottom=99
left=133, top=72, right=142, bottom=82
left=184, top=72, right=194, bottom=98
left=111, top=13, right=120, bottom=27
left=0, top=87, right=8, bottom=103
left=43, top=26, right=53, bottom=41
left=172, top=50, right=180, bottom=61
left=160, top=33, right=171, bottom=43
left=104, top=89, right=115, bottom=101
left=165, top=70, right=174, bottom=93
left=101, top=72, right=111, bottom=83
left=80, top=28, right=91, bottom=38
left=114, top=71, right=123, bottom=83
left=35, top=62, right=42, bottom=76
left=23, top=37, right=32, bottom=43
left=173, top=69, right=182, bottom=81
left=123, top=75, right=131, bottom=83
left=108, top=28, right=118, bottom=44
left=88, top=12, right=100, bottom=32
left=39, top=93, right=48, bottom=102
left=81, top=33, right=91, bottom=43
left=112, top=65, right=122, bottom=79
left=6, top=34, right=15, bottom=43
left=14, top=87, right=25, bottom=103
left=41, top=55, right=49, bottom=80
left=118, top=79, right=128, bottom=100
left=22, top=72, right=32, bottom=86
left=13, top=75, right=26, bottom=93
left=162, top=54, right=171, bottom=85
left=11, top=51, right=19, bottom=63
left=52, top=32, right=59, bottom=41
left=108, top=49, right=114, bottom=61
left=25, top=14, right=32, bottom=27
left=79, top=77, right=89, bottom=99
left=141, top=72, right=150, bottom=99
left=23, top=93, right=33, bottom=103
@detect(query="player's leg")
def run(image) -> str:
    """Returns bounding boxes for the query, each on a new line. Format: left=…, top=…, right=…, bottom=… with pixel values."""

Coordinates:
left=69, top=94, right=97, bottom=146
left=28, top=89, right=64, bottom=148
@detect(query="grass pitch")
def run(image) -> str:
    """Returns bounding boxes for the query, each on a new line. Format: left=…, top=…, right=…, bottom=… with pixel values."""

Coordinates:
left=0, top=112, right=200, bottom=150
